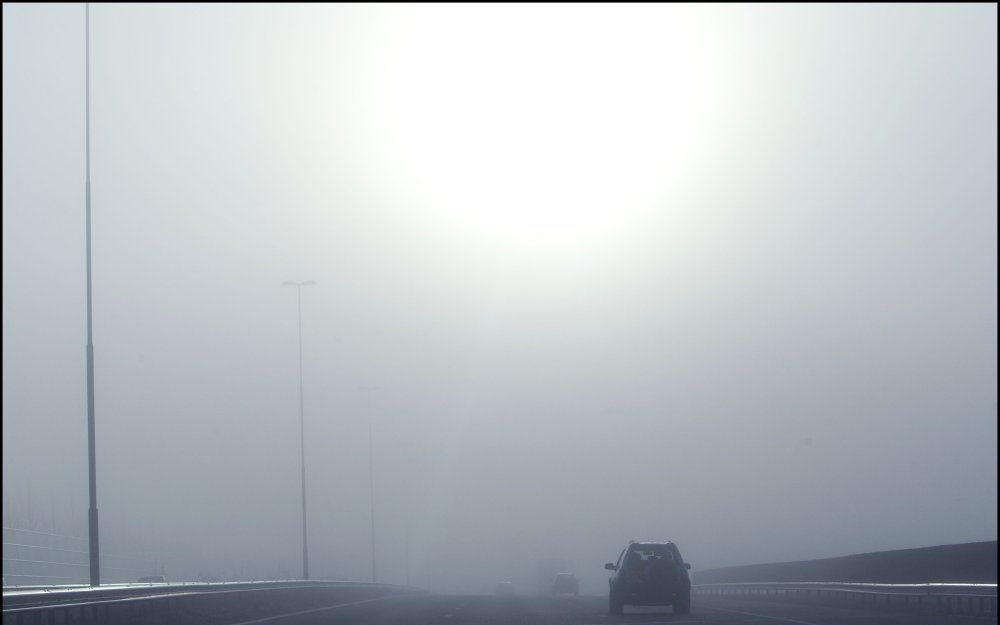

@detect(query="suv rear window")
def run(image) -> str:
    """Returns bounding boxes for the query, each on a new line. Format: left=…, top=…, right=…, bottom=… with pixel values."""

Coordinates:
left=625, top=545, right=676, bottom=566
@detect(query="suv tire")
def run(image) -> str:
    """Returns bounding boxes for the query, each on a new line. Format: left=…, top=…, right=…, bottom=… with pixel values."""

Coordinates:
left=673, top=591, right=691, bottom=615
left=609, top=591, right=624, bottom=615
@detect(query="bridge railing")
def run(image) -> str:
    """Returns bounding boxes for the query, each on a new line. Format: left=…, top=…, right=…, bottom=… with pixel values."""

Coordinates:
left=693, top=581, right=997, bottom=617
left=2, top=526, right=157, bottom=586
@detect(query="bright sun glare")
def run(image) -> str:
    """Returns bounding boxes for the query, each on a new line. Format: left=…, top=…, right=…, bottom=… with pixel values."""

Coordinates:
left=354, top=5, right=733, bottom=256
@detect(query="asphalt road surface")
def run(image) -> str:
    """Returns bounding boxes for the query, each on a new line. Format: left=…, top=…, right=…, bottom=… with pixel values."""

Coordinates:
left=221, top=594, right=997, bottom=625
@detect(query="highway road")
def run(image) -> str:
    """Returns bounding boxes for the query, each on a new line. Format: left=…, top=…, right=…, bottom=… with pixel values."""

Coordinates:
left=211, top=594, right=997, bottom=625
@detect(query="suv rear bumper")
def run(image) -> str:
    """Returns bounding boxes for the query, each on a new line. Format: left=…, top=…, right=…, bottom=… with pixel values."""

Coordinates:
left=615, top=584, right=689, bottom=606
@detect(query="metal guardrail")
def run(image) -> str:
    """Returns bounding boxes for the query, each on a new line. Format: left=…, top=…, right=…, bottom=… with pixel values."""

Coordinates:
left=693, top=582, right=998, bottom=617
left=1, top=580, right=423, bottom=624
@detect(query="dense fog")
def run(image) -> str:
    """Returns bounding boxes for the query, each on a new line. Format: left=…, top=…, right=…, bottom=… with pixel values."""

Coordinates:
left=3, top=4, right=996, bottom=595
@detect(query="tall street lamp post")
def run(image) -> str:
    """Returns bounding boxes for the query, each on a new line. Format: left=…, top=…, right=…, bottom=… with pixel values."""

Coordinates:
left=362, top=386, right=378, bottom=583
left=84, top=2, right=100, bottom=587
left=284, top=280, right=316, bottom=580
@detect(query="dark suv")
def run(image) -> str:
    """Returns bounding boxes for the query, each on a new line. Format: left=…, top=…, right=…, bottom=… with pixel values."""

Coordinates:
left=604, top=541, right=691, bottom=615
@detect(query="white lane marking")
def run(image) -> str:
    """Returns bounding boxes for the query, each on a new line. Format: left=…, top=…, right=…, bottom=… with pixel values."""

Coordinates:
left=704, top=606, right=823, bottom=625
left=226, top=595, right=398, bottom=625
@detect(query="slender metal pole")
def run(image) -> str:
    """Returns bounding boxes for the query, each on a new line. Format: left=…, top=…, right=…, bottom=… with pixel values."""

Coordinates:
left=296, top=286, right=308, bottom=581
left=85, top=1, right=101, bottom=588
left=364, top=387, right=376, bottom=583
left=283, top=281, right=314, bottom=579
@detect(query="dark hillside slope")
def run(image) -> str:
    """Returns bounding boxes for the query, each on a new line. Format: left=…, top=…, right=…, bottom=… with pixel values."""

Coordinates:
left=694, top=541, right=997, bottom=584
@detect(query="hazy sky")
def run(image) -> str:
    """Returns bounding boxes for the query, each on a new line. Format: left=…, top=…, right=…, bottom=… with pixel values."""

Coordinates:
left=3, top=3, right=996, bottom=593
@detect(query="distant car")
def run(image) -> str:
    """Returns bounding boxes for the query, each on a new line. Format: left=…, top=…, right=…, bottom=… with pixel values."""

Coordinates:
left=551, top=573, right=579, bottom=596
left=605, top=541, right=691, bottom=615
left=495, top=581, right=516, bottom=596
left=137, top=575, right=166, bottom=583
